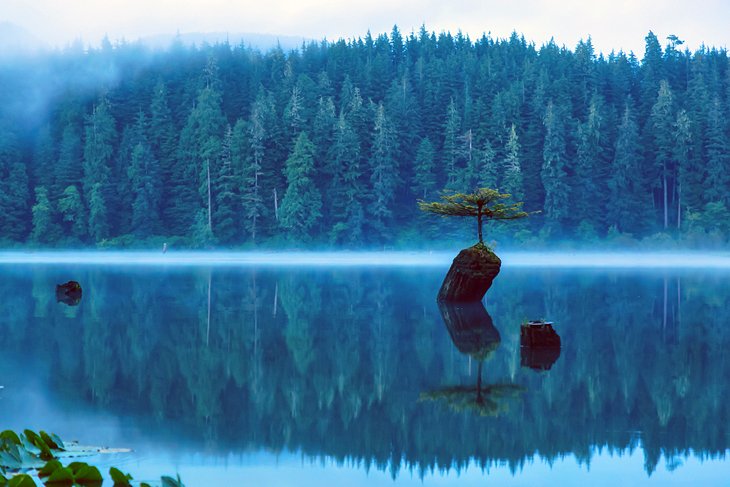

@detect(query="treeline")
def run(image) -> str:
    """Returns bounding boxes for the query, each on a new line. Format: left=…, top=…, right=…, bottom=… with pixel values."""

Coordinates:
left=2, top=266, right=728, bottom=475
left=0, top=28, right=729, bottom=247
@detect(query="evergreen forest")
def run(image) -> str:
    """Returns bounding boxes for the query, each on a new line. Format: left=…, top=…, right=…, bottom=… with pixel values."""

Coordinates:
left=1, top=27, right=729, bottom=248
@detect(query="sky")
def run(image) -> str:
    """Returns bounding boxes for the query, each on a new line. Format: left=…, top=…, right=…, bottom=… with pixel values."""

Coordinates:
left=1, top=0, right=728, bottom=55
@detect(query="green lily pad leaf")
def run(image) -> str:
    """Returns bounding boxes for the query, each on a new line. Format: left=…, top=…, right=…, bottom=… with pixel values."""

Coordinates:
left=39, top=460, right=63, bottom=478
left=66, top=463, right=87, bottom=475
left=22, top=431, right=42, bottom=448
left=109, top=467, right=132, bottom=486
left=44, top=466, right=74, bottom=486
left=39, top=433, right=62, bottom=451
left=0, top=449, right=23, bottom=470
left=140, top=483, right=151, bottom=487
left=20, top=449, right=44, bottom=469
left=49, top=436, right=64, bottom=451
left=8, top=474, right=36, bottom=487
left=18, top=437, right=39, bottom=456
left=0, top=432, right=21, bottom=446
left=161, top=475, right=184, bottom=487
left=22, top=432, right=53, bottom=461
left=74, top=465, right=102, bottom=486
left=0, top=444, right=43, bottom=470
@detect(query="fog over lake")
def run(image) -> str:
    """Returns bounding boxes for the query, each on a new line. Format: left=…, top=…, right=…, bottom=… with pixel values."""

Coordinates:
left=2, top=250, right=730, bottom=268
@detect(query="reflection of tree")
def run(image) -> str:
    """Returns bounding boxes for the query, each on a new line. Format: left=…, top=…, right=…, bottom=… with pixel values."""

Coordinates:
left=280, top=275, right=320, bottom=376
left=422, top=302, right=524, bottom=416
left=421, top=361, right=524, bottom=416
left=3, top=266, right=730, bottom=477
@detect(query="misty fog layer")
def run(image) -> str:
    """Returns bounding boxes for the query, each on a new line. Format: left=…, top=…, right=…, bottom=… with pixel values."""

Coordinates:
left=2, top=251, right=730, bottom=268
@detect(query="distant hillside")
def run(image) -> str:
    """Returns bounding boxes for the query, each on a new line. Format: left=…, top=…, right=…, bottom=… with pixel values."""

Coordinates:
left=140, top=31, right=312, bottom=52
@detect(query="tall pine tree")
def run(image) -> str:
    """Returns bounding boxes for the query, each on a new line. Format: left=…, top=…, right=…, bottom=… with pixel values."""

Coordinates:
left=279, top=132, right=322, bottom=240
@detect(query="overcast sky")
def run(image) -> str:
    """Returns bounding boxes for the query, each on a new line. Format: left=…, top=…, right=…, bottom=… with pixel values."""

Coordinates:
left=2, top=0, right=728, bottom=55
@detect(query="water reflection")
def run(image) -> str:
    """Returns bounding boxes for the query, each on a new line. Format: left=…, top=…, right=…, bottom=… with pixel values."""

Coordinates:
left=0, top=265, right=728, bottom=479
left=520, top=321, right=561, bottom=371
left=421, top=303, right=523, bottom=416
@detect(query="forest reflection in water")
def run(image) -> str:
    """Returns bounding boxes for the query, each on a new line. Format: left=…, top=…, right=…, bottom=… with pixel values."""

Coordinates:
left=0, top=263, right=729, bottom=479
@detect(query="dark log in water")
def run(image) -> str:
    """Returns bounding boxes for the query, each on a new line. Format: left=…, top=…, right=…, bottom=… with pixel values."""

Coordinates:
left=437, top=243, right=501, bottom=302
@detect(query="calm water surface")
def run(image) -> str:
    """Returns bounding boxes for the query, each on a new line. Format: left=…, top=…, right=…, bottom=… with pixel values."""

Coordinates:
left=1, top=256, right=729, bottom=485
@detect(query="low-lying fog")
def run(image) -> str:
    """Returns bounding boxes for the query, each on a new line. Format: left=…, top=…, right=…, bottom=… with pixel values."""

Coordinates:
left=2, top=250, right=730, bottom=268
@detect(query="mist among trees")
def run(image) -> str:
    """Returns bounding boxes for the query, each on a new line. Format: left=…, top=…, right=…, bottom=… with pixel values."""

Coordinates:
left=1, top=27, right=729, bottom=248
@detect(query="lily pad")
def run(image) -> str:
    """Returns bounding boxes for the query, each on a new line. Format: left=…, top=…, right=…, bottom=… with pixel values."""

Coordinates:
left=7, top=475, right=35, bottom=487
left=109, top=467, right=132, bottom=486
left=38, top=460, right=63, bottom=478
left=43, top=465, right=74, bottom=486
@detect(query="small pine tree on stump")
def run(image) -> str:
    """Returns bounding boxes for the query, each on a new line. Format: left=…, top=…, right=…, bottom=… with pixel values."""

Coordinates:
left=418, top=188, right=530, bottom=244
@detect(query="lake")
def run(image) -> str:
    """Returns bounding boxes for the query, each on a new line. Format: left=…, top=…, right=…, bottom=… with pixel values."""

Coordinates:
left=1, top=252, right=729, bottom=486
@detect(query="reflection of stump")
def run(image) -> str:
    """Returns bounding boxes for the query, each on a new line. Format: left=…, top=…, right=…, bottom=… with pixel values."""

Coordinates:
left=438, top=243, right=501, bottom=302
left=56, top=280, right=82, bottom=306
left=521, top=347, right=561, bottom=371
left=438, top=302, right=500, bottom=360
left=520, top=321, right=561, bottom=370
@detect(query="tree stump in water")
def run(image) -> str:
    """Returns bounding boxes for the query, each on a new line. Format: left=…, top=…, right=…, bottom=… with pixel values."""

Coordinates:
left=437, top=243, right=501, bottom=302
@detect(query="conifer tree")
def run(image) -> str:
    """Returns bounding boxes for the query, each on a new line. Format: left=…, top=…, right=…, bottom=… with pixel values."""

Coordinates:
left=418, top=188, right=529, bottom=244
left=501, top=124, right=524, bottom=202
left=279, top=132, right=322, bottom=240
left=478, top=139, right=498, bottom=189
left=149, top=80, right=178, bottom=234
left=326, top=114, right=362, bottom=229
left=213, top=125, right=239, bottom=244
left=574, top=95, right=607, bottom=232
left=368, top=103, right=399, bottom=240
left=311, top=97, right=336, bottom=171
left=283, top=84, right=304, bottom=142
left=541, top=101, right=571, bottom=232
left=128, top=142, right=160, bottom=237
left=58, top=185, right=86, bottom=240
left=82, top=97, right=116, bottom=201
left=607, top=104, right=649, bottom=234
left=413, top=137, right=436, bottom=199
left=244, top=92, right=273, bottom=242
left=30, top=186, right=60, bottom=243
left=442, top=98, right=462, bottom=190
left=55, top=124, right=83, bottom=197
left=704, top=97, right=729, bottom=206
left=673, top=109, right=692, bottom=229
left=177, top=72, right=226, bottom=237
left=88, top=182, right=109, bottom=242
left=33, top=125, right=56, bottom=190
left=0, top=127, right=30, bottom=241
left=649, top=80, right=675, bottom=229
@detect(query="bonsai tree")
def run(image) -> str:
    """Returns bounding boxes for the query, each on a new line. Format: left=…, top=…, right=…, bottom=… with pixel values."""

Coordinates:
left=418, top=188, right=530, bottom=244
